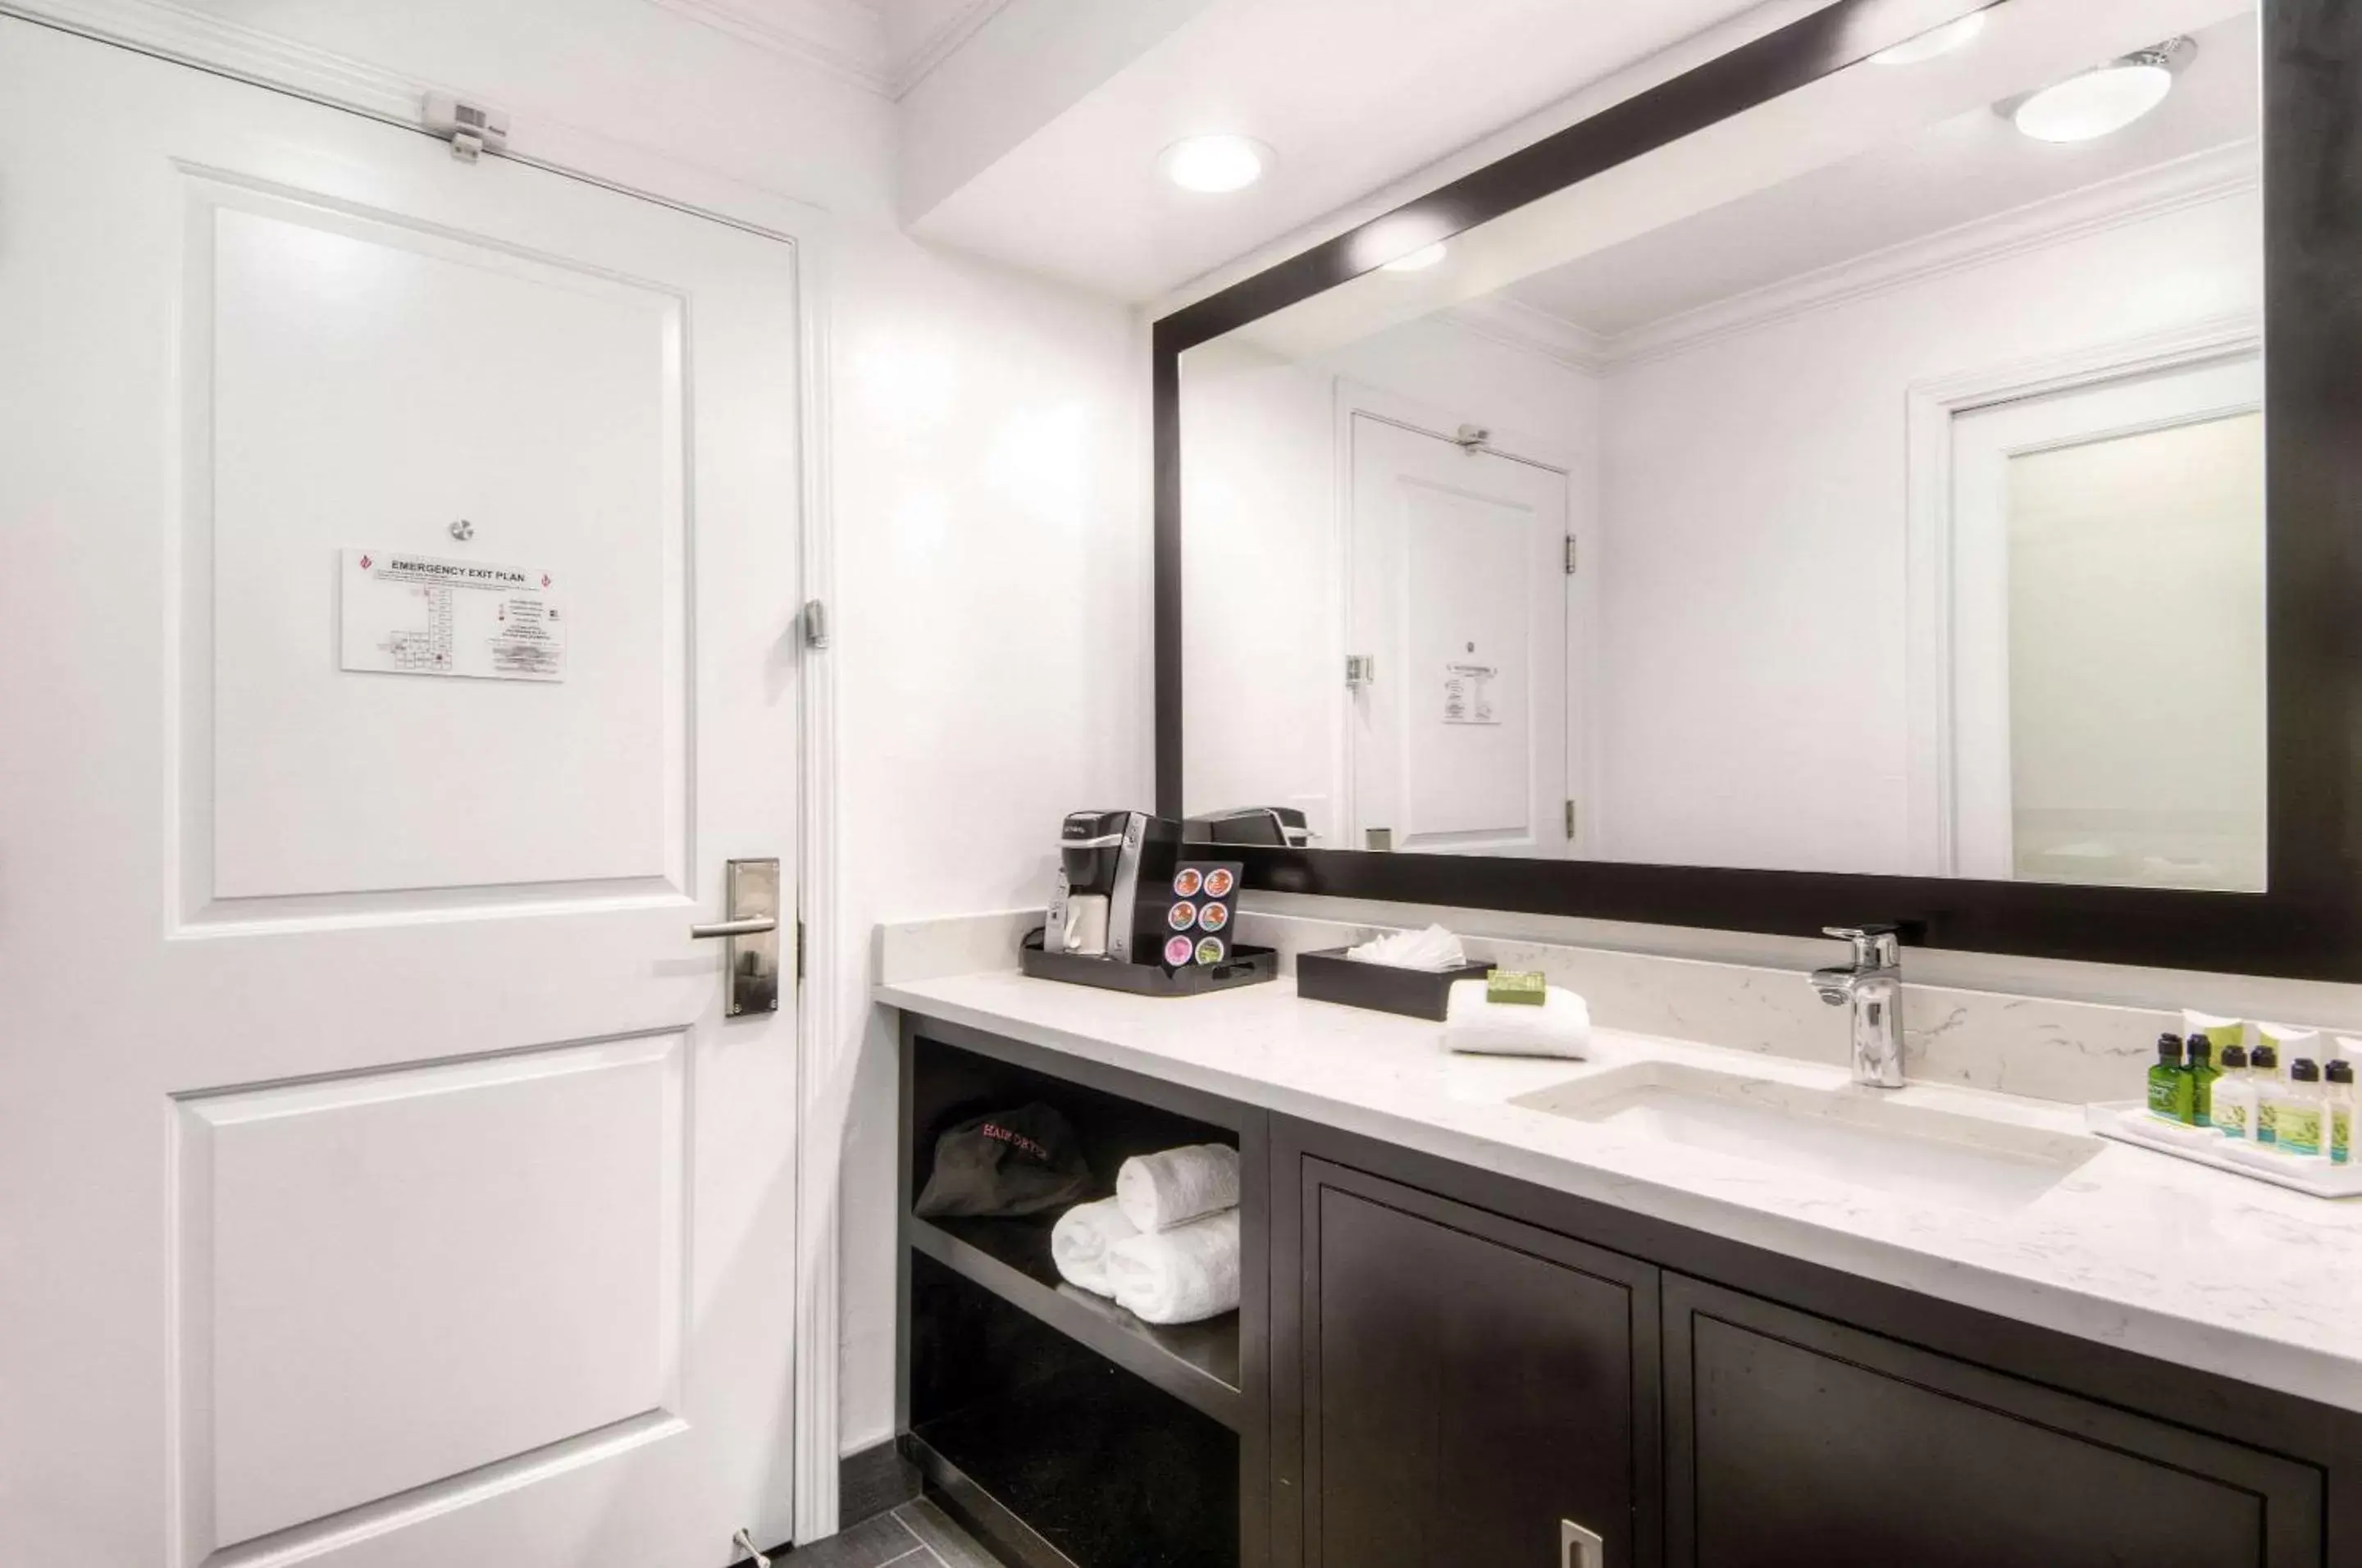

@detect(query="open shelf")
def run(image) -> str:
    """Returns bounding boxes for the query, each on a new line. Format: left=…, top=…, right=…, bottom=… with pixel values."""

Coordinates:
left=910, top=1212, right=1242, bottom=1429
left=906, top=1352, right=1239, bottom=1568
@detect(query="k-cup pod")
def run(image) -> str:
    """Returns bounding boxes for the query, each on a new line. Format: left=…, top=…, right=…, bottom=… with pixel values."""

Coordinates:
left=1168, top=900, right=1196, bottom=931
left=1164, top=935, right=1195, bottom=967
left=1195, top=936, right=1227, bottom=966
left=1204, top=868, right=1236, bottom=898
left=1173, top=868, right=1204, bottom=898
left=1198, top=901, right=1229, bottom=932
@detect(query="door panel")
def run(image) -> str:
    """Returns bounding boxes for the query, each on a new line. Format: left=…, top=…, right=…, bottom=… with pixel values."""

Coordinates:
left=184, top=1037, right=684, bottom=1545
left=1299, top=1160, right=1657, bottom=1568
left=0, top=21, right=800, bottom=1568
left=200, top=187, right=687, bottom=904
left=1664, top=1274, right=2323, bottom=1568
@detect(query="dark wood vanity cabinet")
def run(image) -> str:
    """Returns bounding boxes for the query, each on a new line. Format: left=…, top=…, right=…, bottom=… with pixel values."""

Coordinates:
left=1292, top=1160, right=1658, bottom=1568
left=902, top=1020, right=2355, bottom=1568
left=1664, top=1275, right=2323, bottom=1568
left=1269, top=1115, right=2340, bottom=1568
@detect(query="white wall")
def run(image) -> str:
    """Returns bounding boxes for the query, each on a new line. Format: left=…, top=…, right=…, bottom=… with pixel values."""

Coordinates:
left=830, top=248, right=1147, bottom=1448
left=1180, top=314, right=1596, bottom=842
left=1591, top=188, right=2262, bottom=872
left=90, top=0, right=1151, bottom=1469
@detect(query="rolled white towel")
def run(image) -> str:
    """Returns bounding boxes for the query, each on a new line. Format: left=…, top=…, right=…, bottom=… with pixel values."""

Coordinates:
left=1107, top=1208, right=1241, bottom=1325
left=1115, top=1142, right=1240, bottom=1233
left=1443, top=978, right=1591, bottom=1059
left=1049, top=1197, right=1139, bottom=1298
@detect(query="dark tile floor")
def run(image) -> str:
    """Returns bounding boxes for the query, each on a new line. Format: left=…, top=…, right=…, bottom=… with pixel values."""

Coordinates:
left=784, top=1498, right=1005, bottom=1568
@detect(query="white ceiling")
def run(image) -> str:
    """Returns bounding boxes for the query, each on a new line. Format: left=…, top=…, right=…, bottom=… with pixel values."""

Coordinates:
left=1504, top=11, right=2259, bottom=343
left=897, top=0, right=1779, bottom=302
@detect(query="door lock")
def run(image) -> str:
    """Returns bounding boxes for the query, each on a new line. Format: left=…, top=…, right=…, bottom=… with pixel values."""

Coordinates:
left=690, top=859, right=781, bottom=1016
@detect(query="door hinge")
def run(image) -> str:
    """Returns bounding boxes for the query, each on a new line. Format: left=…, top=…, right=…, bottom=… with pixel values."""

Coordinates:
left=422, top=93, right=510, bottom=162
left=802, top=599, right=830, bottom=651
left=1565, top=800, right=1578, bottom=840
left=1345, top=653, right=1375, bottom=689
left=795, top=919, right=806, bottom=985
left=1564, top=536, right=1580, bottom=576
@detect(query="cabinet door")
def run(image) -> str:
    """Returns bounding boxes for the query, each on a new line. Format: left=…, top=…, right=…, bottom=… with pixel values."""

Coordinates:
left=1298, top=1160, right=1659, bottom=1568
left=1665, top=1274, right=2323, bottom=1568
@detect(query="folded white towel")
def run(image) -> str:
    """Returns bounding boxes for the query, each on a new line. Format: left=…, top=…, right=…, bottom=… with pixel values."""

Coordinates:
left=1107, top=1208, right=1242, bottom=1325
left=1115, top=1143, right=1240, bottom=1233
left=1050, top=1197, right=1139, bottom=1297
left=1443, top=978, right=1591, bottom=1059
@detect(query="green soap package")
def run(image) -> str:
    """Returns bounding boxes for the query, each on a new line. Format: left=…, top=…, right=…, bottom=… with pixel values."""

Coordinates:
left=1485, top=970, right=1548, bottom=1006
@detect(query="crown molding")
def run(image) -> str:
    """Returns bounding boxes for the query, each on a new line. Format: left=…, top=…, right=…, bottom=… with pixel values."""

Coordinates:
left=888, top=0, right=1017, bottom=98
left=1440, top=295, right=1608, bottom=374
left=1589, top=139, right=2263, bottom=371
left=640, top=0, right=893, bottom=96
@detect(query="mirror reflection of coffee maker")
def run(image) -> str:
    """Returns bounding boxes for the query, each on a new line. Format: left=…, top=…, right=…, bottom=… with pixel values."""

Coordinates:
left=1046, top=810, right=1181, bottom=963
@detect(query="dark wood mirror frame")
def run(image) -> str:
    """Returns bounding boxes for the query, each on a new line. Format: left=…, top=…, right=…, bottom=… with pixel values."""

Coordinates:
left=1153, top=0, right=2362, bottom=980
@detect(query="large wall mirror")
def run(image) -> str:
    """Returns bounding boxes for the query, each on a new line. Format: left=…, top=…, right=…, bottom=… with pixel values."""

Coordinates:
left=1156, top=0, right=2362, bottom=978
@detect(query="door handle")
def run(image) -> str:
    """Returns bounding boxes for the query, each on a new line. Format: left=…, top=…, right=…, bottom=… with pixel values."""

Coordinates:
left=691, top=859, right=781, bottom=1017
left=1561, top=1520, right=1604, bottom=1568
left=690, top=916, right=777, bottom=940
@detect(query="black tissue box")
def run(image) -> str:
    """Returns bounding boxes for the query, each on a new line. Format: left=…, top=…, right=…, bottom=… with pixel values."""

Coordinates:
left=1295, top=946, right=1495, bottom=1021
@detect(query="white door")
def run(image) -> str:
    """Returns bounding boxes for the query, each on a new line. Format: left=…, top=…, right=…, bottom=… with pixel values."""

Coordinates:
left=0, top=23, right=804, bottom=1568
left=1949, top=354, right=2265, bottom=889
left=1347, top=414, right=1571, bottom=856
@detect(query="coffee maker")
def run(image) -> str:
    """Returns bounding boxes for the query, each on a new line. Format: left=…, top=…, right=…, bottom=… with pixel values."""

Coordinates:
left=1045, top=809, right=1181, bottom=964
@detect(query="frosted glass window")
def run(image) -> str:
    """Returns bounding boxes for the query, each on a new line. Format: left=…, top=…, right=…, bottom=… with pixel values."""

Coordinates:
left=2004, top=412, right=2266, bottom=890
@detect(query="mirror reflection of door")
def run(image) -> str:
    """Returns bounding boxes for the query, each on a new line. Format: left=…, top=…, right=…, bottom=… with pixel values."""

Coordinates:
left=1948, top=354, right=2266, bottom=890
left=1347, top=413, right=1573, bottom=857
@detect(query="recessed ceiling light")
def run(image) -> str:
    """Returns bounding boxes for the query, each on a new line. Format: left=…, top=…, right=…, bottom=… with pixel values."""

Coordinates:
left=1381, top=243, right=1448, bottom=273
left=1870, top=12, right=1986, bottom=67
left=2009, top=39, right=2191, bottom=143
left=1159, top=134, right=1270, bottom=194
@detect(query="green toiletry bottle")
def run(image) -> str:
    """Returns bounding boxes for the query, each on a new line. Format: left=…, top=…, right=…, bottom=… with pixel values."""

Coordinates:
left=2148, top=1035, right=2192, bottom=1124
left=2328, top=1060, right=2354, bottom=1165
left=2252, top=1043, right=2281, bottom=1143
left=2184, top=1033, right=2221, bottom=1128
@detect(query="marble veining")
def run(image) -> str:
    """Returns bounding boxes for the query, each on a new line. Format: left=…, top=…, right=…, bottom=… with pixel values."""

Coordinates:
left=874, top=927, right=2362, bottom=1417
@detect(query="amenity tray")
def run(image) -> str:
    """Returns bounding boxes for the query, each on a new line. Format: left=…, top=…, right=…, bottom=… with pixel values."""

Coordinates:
left=2086, top=1101, right=2362, bottom=1197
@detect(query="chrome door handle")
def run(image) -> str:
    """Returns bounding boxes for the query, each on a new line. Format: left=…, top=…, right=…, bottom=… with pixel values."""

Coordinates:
left=689, top=916, right=776, bottom=940
left=1561, top=1520, right=1604, bottom=1568
left=691, top=859, right=781, bottom=1016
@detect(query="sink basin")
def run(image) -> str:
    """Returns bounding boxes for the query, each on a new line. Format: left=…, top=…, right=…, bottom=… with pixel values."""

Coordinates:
left=1512, top=1061, right=2102, bottom=1212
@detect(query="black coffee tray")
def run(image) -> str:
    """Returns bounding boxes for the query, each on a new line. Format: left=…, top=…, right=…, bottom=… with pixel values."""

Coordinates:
left=1019, top=930, right=1277, bottom=996
left=1296, top=946, right=1496, bottom=1021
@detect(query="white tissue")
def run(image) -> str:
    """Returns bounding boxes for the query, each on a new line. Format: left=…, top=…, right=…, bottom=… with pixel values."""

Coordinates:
left=1344, top=923, right=1468, bottom=970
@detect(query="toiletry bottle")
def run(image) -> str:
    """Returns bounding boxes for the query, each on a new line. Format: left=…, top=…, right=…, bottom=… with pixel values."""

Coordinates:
left=2185, top=1033, right=2221, bottom=1128
left=2212, top=1045, right=2255, bottom=1141
left=2251, top=1043, right=2281, bottom=1144
left=2148, top=1035, right=2192, bottom=1124
left=2328, top=1060, right=2354, bottom=1165
left=2277, top=1060, right=2325, bottom=1158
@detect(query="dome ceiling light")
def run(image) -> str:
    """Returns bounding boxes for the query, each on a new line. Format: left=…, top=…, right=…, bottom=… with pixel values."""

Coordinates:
left=1159, top=134, right=1271, bottom=194
left=1869, top=12, right=1988, bottom=67
left=2004, top=38, right=2195, bottom=144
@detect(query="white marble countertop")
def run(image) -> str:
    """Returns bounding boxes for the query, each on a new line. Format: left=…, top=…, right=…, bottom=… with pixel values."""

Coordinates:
left=877, top=964, right=2362, bottom=1415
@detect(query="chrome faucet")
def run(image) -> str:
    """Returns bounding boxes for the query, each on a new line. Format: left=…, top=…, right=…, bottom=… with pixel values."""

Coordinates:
left=1812, top=924, right=1905, bottom=1088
